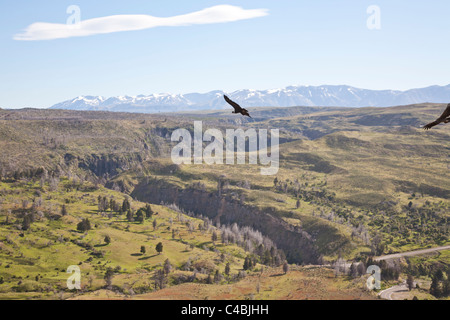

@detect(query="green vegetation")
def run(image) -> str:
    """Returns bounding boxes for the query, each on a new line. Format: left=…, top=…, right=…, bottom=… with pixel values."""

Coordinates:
left=0, top=104, right=448, bottom=299
left=0, top=178, right=259, bottom=299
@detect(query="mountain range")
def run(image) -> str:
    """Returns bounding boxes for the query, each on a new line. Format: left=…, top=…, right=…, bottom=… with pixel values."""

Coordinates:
left=50, top=84, right=450, bottom=113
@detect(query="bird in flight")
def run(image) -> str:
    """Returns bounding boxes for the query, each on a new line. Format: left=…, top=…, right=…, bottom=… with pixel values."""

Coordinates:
left=423, top=103, right=450, bottom=130
left=224, top=95, right=252, bottom=118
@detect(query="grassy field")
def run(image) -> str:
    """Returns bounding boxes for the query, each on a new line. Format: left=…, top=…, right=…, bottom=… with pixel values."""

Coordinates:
left=0, top=178, right=255, bottom=299
left=71, top=266, right=375, bottom=300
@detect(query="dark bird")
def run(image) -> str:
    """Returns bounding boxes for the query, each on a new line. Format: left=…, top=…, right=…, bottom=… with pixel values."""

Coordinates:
left=224, top=95, right=252, bottom=118
left=423, top=103, right=450, bottom=130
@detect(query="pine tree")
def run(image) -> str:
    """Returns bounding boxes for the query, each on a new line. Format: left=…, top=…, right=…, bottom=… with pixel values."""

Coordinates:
left=145, top=204, right=153, bottom=218
left=442, top=279, right=450, bottom=297
left=103, top=196, right=109, bottom=211
left=243, top=256, right=253, bottom=270
left=122, top=198, right=130, bottom=212
left=214, top=270, right=221, bottom=284
left=77, top=218, right=91, bottom=232
left=283, top=261, right=289, bottom=274
left=61, top=204, right=68, bottom=216
left=407, top=274, right=414, bottom=291
left=430, top=276, right=441, bottom=298
left=156, top=242, right=163, bottom=254
left=22, top=214, right=32, bottom=231
left=104, top=267, right=114, bottom=289
left=212, top=231, right=218, bottom=245
left=136, top=210, right=144, bottom=224
left=126, top=209, right=134, bottom=222
left=225, top=263, right=231, bottom=276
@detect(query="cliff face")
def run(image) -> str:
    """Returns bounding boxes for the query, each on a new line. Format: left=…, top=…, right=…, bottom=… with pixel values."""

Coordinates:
left=131, top=179, right=321, bottom=264
left=64, top=153, right=144, bottom=177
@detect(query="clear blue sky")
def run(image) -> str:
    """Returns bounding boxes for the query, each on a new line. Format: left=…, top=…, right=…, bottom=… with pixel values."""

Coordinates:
left=1, top=0, right=450, bottom=108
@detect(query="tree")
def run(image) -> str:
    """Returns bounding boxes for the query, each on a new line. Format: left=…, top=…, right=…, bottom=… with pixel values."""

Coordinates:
left=212, top=231, right=218, bottom=245
left=153, top=269, right=166, bottom=290
left=126, top=209, right=134, bottom=222
left=103, top=196, right=109, bottom=211
left=282, top=261, right=289, bottom=274
left=104, top=235, right=111, bottom=245
left=136, top=205, right=152, bottom=221
left=61, top=204, right=68, bottom=216
left=442, top=279, right=450, bottom=297
left=163, top=259, right=172, bottom=275
left=214, top=270, right=221, bottom=284
left=206, top=274, right=213, bottom=284
left=140, top=246, right=146, bottom=255
left=77, top=218, right=91, bottom=232
left=243, top=257, right=250, bottom=270
left=22, top=214, right=33, bottom=231
left=225, top=263, right=231, bottom=276
left=406, top=274, right=414, bottom=291
left=243, top=256, right=254, bottom=271
left=109, top=199, right=116, bottom=212
left=136, top=210, right=144, bottom=224
left=104, top=268, right=114, bottom=289
left=122, top=198, right=130, bottom=212
left=430, top=276, right=441, bottom=298
left=144, top=204, right=153, bottom=218
left=349, top=263, right=358, bottom=278
left=156, top=242, right=163, bottom=255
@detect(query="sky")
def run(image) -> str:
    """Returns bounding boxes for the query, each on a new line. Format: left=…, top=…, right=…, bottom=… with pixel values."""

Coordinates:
left=1, top=0, right=450, bottom=108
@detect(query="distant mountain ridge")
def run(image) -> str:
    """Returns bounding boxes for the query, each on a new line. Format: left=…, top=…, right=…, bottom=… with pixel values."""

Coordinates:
left=50, top=84, right=450, bottom=113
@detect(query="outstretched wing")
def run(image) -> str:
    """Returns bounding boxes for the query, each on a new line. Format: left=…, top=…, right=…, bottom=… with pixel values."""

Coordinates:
left=423, top=104, right=450, bottom=130
left=423, top=120, right=441, bottom=130
left=438, top=104, right=450, bottom=120
left=224, top=95, right=242, bottom=112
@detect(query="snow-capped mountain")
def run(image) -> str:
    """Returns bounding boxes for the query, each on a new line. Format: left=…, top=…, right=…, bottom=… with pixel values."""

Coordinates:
left=50, top=84, right=450, bottom=113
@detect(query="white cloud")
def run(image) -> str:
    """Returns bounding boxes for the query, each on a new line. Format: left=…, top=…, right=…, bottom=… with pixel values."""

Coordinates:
left=14, top=5, right=269, bottom=41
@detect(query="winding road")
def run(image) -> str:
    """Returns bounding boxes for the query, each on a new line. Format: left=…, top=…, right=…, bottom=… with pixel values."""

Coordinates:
left=378, top=281, right=415, bottom=300
left=376, top=245, right=450, bottom=300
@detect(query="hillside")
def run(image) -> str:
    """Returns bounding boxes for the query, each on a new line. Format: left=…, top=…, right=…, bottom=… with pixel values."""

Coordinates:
left=0, top=178, right=275, bottom=299
left=0, top=103, right=449, bottom=299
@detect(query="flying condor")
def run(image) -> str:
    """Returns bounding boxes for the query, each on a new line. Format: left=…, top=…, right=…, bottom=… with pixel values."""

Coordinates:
left=224, top=95, right=252, bottom=118
left=423, top=103, right=450, bottom=130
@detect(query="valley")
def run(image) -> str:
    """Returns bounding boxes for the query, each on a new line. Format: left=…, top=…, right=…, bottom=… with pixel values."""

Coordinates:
left=0, top=103, right=449, bottom=300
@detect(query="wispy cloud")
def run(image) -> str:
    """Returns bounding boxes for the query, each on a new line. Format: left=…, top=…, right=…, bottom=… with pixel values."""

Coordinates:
left=14, top=5, right=269, bottom=41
